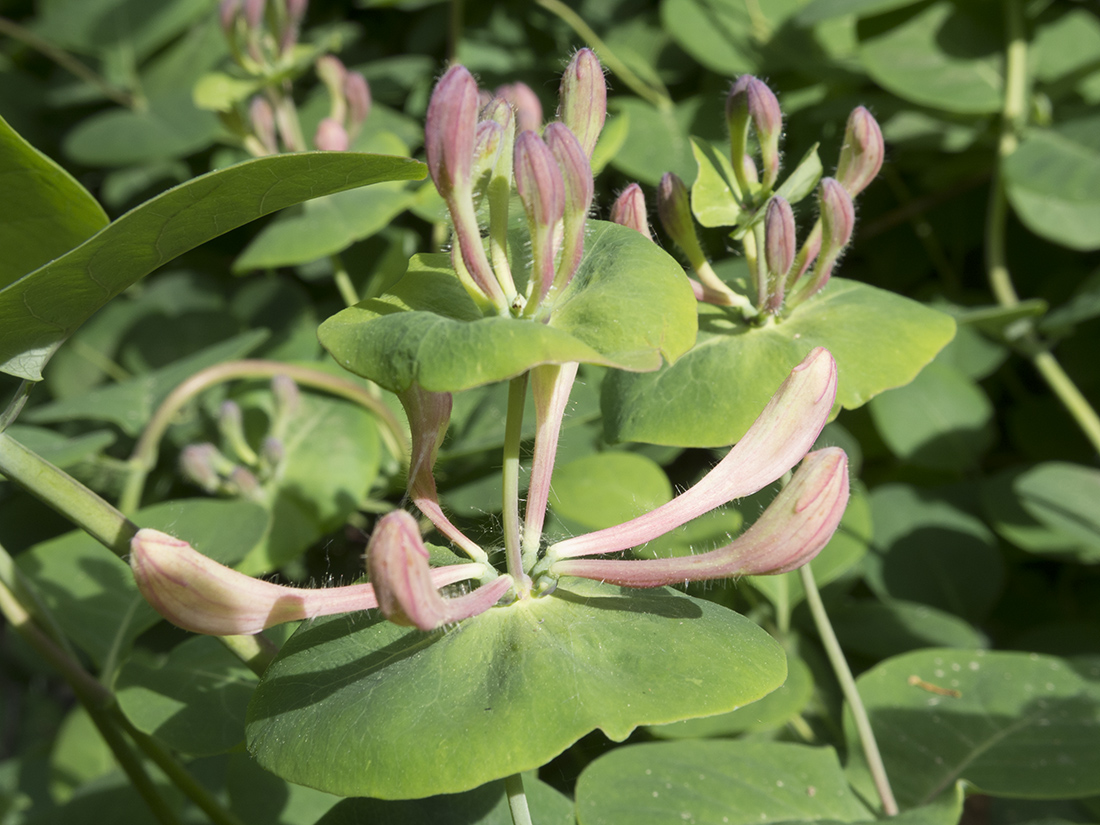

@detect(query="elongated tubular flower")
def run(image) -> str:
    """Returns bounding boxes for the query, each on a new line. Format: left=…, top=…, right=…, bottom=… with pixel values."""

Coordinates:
left=515, top=130, right=565, bottom=308
left=398, top=385, right=488, bottom=564
left=368, top=511, right=513, bottom=631
left=610, top=183, right=651, bottom=239
left=835, top=106, right=884, bottom=198
left=552, top=447, right=848, bottom=585
left=495, top=82, right=543, bottom=133
left=130, top=528, right=477, bottom=636
left=547, top=346, right=837, bottom=561
left=426, top=65, right=508, bottom=310
left=763, top=196, right=796, bottom=313
left=558, top=48, right=606, bottom=159
left=545, top=123, right=593, bottom=298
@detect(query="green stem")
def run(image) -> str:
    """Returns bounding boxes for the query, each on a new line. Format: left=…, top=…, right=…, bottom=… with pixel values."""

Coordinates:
left=331, top=254, right=360, bottom=307
left=985, top=0, right=1100, bottom=456
left=504, top=773, right=534, bottom=825
left=799, top=564, right=898, bottom=816
left=0, top=431, right=137, bottom=557
left=0, top=16, right=135, bottom=108
left=532, top=0, right=671, bottom=110
left=220, top=632, right=279, bottom=677
left=448, top=0, right=465, bottom=62
left=120, top=359, right=409, bottom=515
left=0, top=579, right=181, bottom=825
left=0, top=380, right=32, bottom=432
left=502, top=375, right=530, bottom=596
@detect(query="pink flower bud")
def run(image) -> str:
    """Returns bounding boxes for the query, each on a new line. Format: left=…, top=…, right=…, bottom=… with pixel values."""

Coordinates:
left=180, top=443, right=227, bottom=493
left=610, top=183, right=652, bottom=240
left=425, top=65, right=479, bottom=199
left=515, top=129, right=565, bottom=305
left=286, top=0, right=308, bottom=26
left=495, top=82, right=543, bottom=133
left=836, top=106, right=884, bottom=197
left=244, top=0, right=266, bottom=31
left=727, top=75, right=782, bottom=193
left=271, top=374, right=300, bottom=416
left=249, top=96, right=277, bottom=154
left=314, top=117, right=350, bottom=151
left=545, top=123, right=593, bottom=293
left=558, top=48, right=606, bottom=158
left=367, top=511, right=512, bottom=631
left=796, top=178, right=854, bottom=299
left=344, top=71, right=372, bottom=134
left=765, top=195, right=796, bottom=283
left=219, top=0, right=242, bottom=36
left=316, top=55, right=347, bottom=89
left=473, top=120, right=505, bottom=189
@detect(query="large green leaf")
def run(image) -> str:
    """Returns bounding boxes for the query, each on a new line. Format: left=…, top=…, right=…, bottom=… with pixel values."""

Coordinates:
left=318, top=221, right=698, bottom=393
left=982, top=462, right=1100, bottom=563
left=868, top=359, right=995, bottom=471
left=607, top=97, right=700, bottom=186
left=602, top=278, right=956, bottom=447
left=574, top=741, right=871, bottom=825
left=857, top=2, right=1004, bottom=114
left=116, top=636, right=258, bottom=756
left=1003, top=116, right=1100, bottom=251
left=549, top=452, right=672, bottom=530
left=660, top=0, right=805, bottom=75
left=247, top=578, right=785, bottom=799
left=797, top=0, right=925, bottom=25
left=0, top=114, right=107, bottom=289
left=0, top=151, right=425, bottom=382
left=846, top=650, right=1100, bottom=808
left=15, top=498, right=268, bottom=667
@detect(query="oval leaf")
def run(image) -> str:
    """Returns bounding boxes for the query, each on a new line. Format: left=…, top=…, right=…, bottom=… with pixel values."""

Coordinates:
left=0, top=113, right=108, bottom=288
left=602, top=278, right=956, bottom=447
left=319, top=221, right=697, bottom=393
left=246, top=578, right=785, bottom=799
left=0, top=151, right=425, bottom=382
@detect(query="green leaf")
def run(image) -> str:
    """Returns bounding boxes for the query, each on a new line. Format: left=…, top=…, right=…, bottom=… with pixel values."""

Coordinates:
left=982, top=462, right=1100, bottom=563
left=116, top=636, right=258, bottom=756
left=50, top=707, right=118, bottom=802
left=25, top=330, right=268, bottom=436
left=34, top=0, right=214, bottom=61
left=62, top=92, right=222, bottom=167
left=607, top=97, right=700, bottom=186
left=690, top=138, right=742, bottom=228
left=247, top=579, right=786, bottom=798
left=318, top=221, right=698, bottom=393
left=660, top=0, right=805, bottom=75
left=235, top=391, right=384, bottom=573
left=226, top=753, right=340, bottom=825
left=1032, top=8, right=1100, bottom=84
left=1003, top=116, right=1100, bottom=251
left=314, top=775, right=574, bottom=825
left=0, top=426, right=115, bottom=471
left=602, top=278, right=956, bottom=447
left=0, top=151, right=426, bottom=382
left=866, top=484, right=1003, bottom=622
left=857, top=2, right=1004, bottom=114
left=868, top=359, right=995, bottom=471
left=830, top=599, right=989, bottom=659
left=0, top=114, right=108, bottom=289
left=846, top=650, right=1100, bottom=808
left=192, top=72, right=264, bottom=112
left=797, top=0, right=921, bottom=25
left=648, top=654, right=815, bottom=738
left=549, top=452, right=672, bottom=530
left=574, top=741, right=871, bottom=825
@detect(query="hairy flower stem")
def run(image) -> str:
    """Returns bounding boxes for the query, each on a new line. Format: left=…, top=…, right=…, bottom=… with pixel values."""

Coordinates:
left=985, top=0, right=1100, bottom=456
left=121, top=360, right=409, bottom=515
left=503, top=375, right=531, bottom=596
left=505, top=773, right=534, bottom=825
left=800, top=563, right=898, bottom=816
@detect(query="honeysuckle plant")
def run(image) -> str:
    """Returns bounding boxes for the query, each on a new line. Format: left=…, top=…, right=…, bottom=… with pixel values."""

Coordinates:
left=115, top=54, right=855, bottom=806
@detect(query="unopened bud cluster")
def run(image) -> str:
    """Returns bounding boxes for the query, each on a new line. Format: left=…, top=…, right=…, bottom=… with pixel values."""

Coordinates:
left=179, top=375, right=299, bottom=502
left=218, top=0, right=371, bottom=155
left=608, top=76, right=883, bottom=318
left=425, top=49, right=605, bottom=317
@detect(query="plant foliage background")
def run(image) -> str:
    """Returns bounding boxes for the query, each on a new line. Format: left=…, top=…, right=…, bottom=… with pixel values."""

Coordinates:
left=1, top=0, right=1100, bottom=823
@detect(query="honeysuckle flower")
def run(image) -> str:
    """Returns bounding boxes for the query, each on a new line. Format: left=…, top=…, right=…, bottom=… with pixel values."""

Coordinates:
left=545, top=122, right=594, bottom=295
left=763, top=196, right=795, bottom=312
left=514, top=130, right=565, bottom=307
left=345, top=72, right=371, bottom=140
left=836, top=106, right=884, bottom=198
left=426, top=65, right=509, bottom=311
left=610, top=183, right=651, bottom=239
left=249, top=96, right=278, bottom=155
left=545, top=346, right=838, bottom=563
left=368, top=511, right=513, bottom=631
left=727, top=75, right=782, bottom=197
left=129, top=525, right=481, bottom=636
left=558, top=48, right=606, bottom=159
left=552, top=447, right=848, bottom=585
left=795, top=178, right=854, bottom=300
